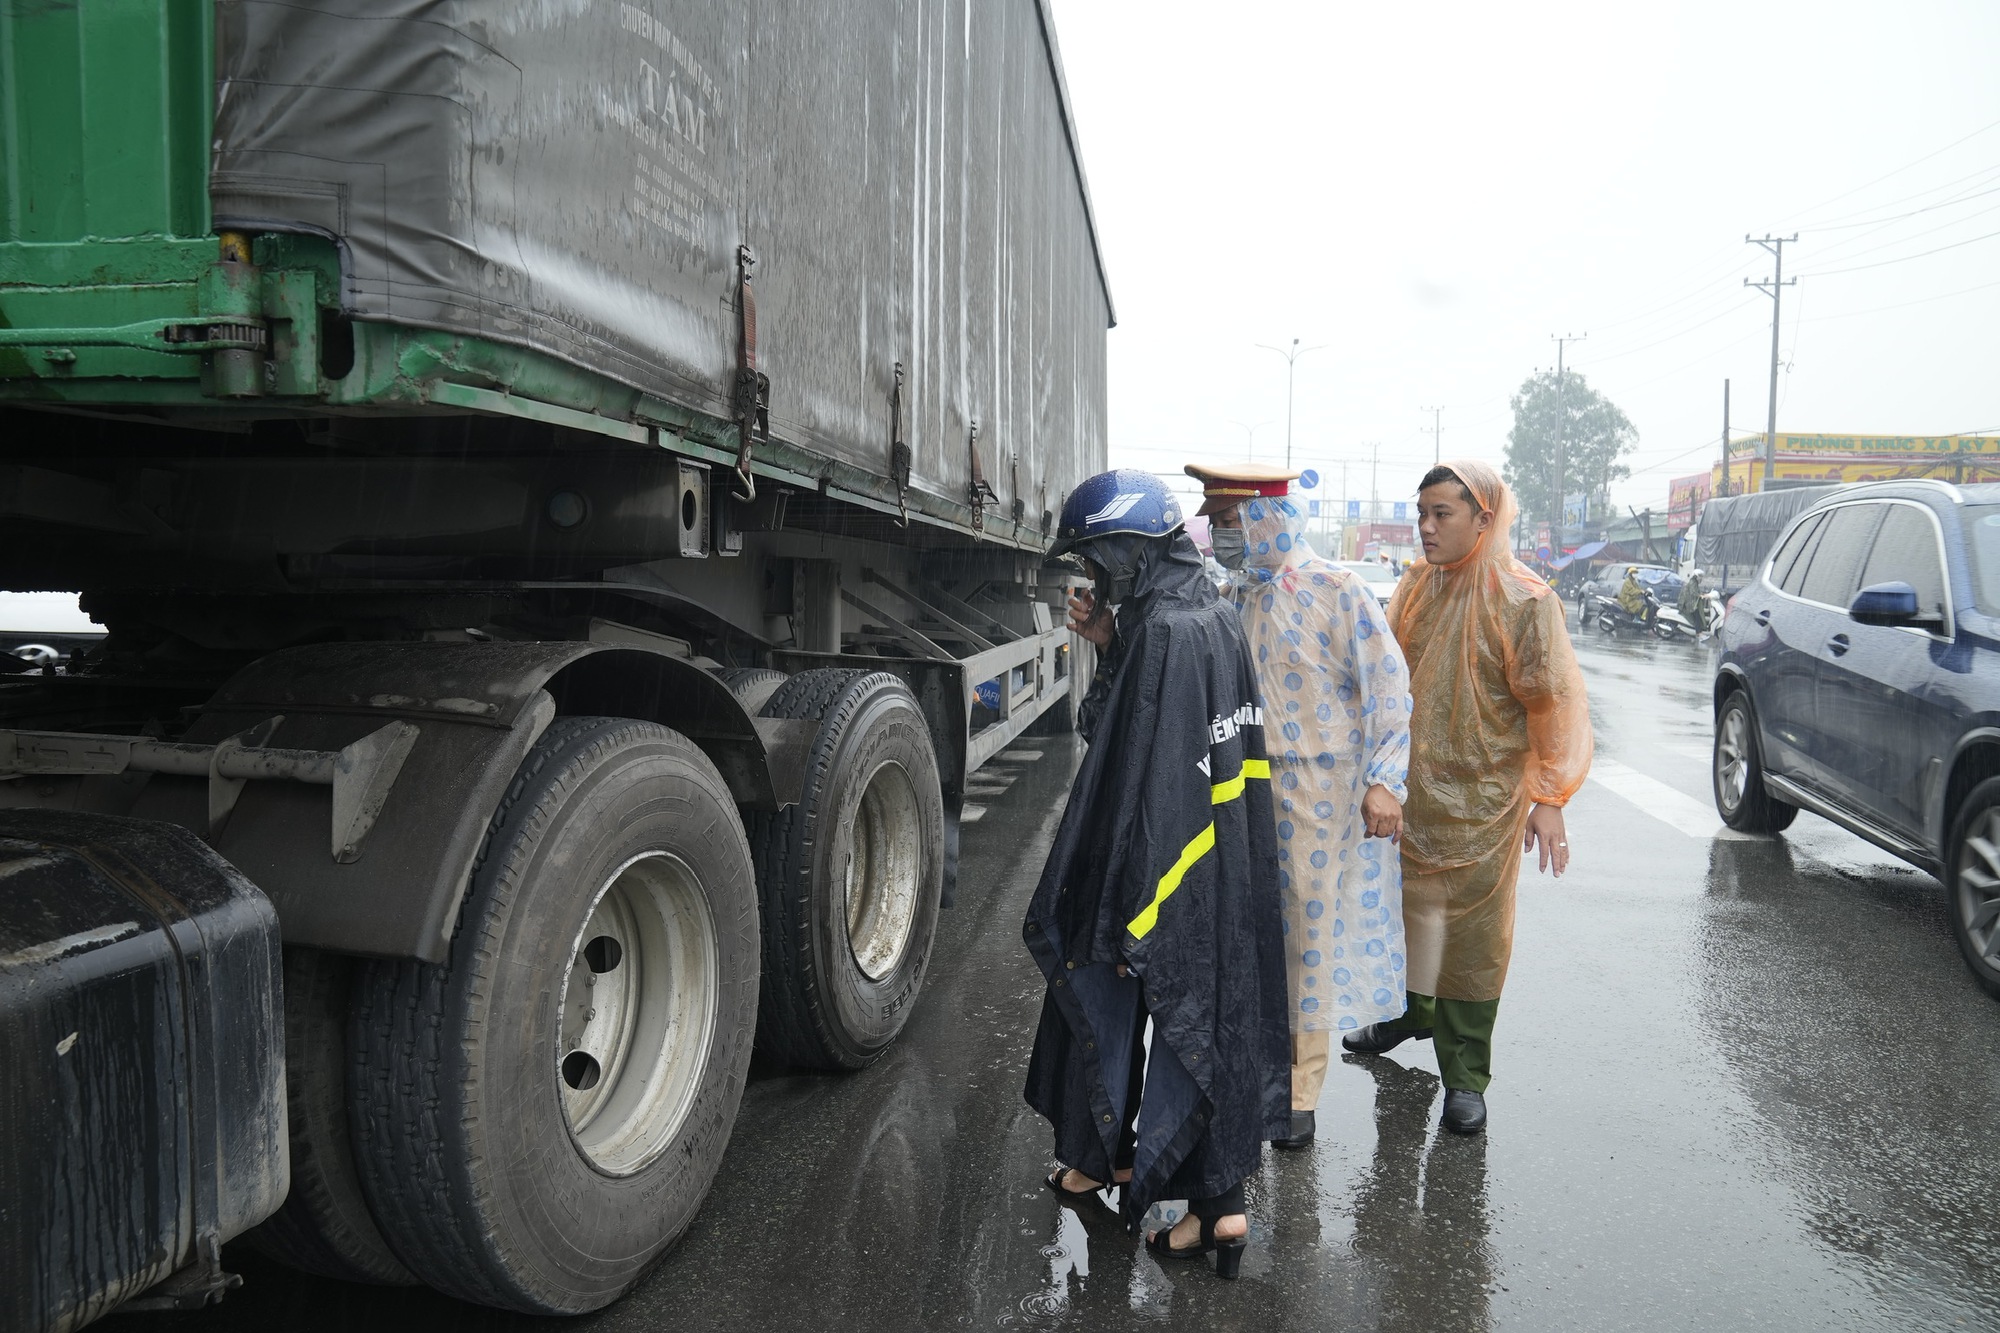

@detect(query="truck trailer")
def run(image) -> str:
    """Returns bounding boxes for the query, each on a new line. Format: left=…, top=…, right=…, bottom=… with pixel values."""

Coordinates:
left=0, top=3, right=1109, bottom=1326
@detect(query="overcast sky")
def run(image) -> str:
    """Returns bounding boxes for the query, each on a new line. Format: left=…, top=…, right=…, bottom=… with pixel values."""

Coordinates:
left=1046, top=0, right=2000, bottom=518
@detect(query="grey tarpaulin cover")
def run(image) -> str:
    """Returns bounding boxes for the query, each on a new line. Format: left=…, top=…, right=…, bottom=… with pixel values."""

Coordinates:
left=211, top=0, right=1111, bottom=516
left=1694, top=486, right=1849, bottom=587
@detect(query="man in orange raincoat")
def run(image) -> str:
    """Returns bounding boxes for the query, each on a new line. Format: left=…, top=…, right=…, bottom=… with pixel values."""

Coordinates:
left=1342, top=460, right=1593, bottom=1135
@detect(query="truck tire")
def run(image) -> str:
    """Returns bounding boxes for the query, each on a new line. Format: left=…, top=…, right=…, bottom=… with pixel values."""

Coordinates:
left=347, top=717, right=759, bottom=1314
left=749, top=670, right=945, bottom=1070
left=1946, top=778, right=2000, bottom=1000
left=718, top=666, right=789, bottom=717
left=242, top=949, right=417, bottom=1286
left=1713, top=690, right=1797, bottom=834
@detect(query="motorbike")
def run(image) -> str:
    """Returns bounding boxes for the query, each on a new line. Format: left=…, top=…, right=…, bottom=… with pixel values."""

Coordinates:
left=1655, top=588, right=1725, bottom=642
left=1653, top=599, right=1700, bottom=641
left=1590, top=593, right=1655, bottom=635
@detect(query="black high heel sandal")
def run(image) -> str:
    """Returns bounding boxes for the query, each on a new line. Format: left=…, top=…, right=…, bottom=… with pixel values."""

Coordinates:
left=1145, top=1214, right=1248, bottom=1280
left=1043, top=1166, right=1133, bottom=1202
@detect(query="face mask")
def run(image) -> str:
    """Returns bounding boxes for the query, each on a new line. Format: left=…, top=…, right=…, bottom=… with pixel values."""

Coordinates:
left=1080, top=536, right=1144, bottom=606
left=1211, top=527, right=1248, bottom=570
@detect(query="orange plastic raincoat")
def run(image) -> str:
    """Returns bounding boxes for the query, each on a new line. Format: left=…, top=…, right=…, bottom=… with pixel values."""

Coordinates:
left=1387, top=459, right=1592, bottom=1002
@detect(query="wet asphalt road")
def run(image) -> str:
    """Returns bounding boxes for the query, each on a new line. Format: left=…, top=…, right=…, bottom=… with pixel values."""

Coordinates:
left=139, top=619, right=2000, bottom=1332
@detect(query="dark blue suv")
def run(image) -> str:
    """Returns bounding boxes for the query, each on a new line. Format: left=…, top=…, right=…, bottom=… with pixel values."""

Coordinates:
left=1712, top=480, right=2000, bottom=997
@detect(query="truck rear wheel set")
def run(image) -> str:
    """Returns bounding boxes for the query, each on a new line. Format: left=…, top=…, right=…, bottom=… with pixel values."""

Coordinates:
left=238, top=681, right=946, bottom=1313
left=748, top=670, right=946, bottom=1071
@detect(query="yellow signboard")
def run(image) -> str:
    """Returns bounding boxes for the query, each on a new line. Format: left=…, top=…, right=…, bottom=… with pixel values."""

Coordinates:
left=1712, top=433, right=2000, bottom=494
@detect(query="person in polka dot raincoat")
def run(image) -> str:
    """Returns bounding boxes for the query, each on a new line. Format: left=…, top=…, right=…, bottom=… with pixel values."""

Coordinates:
left=1191, top=465, right=1413, bottom=1151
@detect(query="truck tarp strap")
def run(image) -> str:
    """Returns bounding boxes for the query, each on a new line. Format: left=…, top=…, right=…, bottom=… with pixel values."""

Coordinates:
left=731, top=244, right=770, bottom=503
left=967, top=420, right=998, bottom=534
left=891, top=362, right=911, bottom=528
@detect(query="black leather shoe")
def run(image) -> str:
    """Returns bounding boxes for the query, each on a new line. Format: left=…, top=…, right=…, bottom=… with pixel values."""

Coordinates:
left=1341, top=1022, right=1434, bottom=1055
left=1441, top=1088, right=1487, bottom=1134
left=1271, top=1110, right=1315, bottom=1150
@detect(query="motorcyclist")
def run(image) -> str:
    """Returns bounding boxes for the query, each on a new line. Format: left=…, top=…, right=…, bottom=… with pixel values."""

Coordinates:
left=1677, top=568, right=1708, bottom=633
left=1616, top=568, right=1654, bottom=626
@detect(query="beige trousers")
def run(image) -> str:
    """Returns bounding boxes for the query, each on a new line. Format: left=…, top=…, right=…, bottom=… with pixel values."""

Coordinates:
left=1291, top=1030, right=1332, bottom=1111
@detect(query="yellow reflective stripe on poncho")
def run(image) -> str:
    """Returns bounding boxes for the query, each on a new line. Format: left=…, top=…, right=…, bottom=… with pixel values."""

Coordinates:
left=1127, top=759, right=1271, bottom=940
left=1207, top=757, right=1269, bottom=805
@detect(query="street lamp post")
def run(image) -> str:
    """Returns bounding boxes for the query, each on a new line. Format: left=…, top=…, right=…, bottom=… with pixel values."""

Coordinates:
left=1228, top=419, right=1277, bottom=462
left=1256, top=338, right=1327, bottom=471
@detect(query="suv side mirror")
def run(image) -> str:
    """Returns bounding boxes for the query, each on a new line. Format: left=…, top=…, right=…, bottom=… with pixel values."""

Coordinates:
left=1849, top=581, right=1919, bottom=626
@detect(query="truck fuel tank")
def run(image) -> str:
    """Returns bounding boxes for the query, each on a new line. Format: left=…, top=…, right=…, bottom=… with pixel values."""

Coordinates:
left=0, top=810, right=285, bottom=1333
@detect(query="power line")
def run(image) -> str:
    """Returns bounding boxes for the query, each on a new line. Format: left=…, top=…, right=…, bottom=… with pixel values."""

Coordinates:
left=1580, top=244, right=1766, bottom=334
left=1786, top=114, right=2000, bottom=222
left=1800, top=223, right=2000, bottom=278
left=1793, top=158, right=2000, bottom=233
left=1808, top=174, right=2000, bottom=233
left=1806, top=195, right=2000, bottom=268
left=1590, top=326, right=1767, bottom=399
left=1584, top=291, right=1761, bottom=364
left=1625, top=436, right=1731, bottom=478
left=1800, top=272, right=2000, bottom=320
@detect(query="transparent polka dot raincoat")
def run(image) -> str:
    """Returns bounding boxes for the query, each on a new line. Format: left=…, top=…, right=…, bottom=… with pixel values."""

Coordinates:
left=1228, top=496, right=1414, bottom=1033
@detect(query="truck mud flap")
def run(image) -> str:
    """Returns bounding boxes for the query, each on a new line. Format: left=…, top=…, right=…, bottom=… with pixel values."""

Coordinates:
left=0, top=811, right=285, bottom=1333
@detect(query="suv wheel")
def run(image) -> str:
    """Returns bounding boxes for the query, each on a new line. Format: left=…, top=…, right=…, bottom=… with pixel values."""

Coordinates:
left=1947, top=778, right=2000, bottom=999
left=1713, top=691, right=1797, bottom=834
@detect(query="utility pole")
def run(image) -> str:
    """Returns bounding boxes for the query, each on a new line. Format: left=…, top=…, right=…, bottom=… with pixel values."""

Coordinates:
left=1746, top=234, right=1797, bottom=488
left=1421, top=404, right=1443, bottom=465
left=1550, top=332, right=1587, bottom=552
left=1256, top=338, right=1326, bottom=471
left=1718, top=379, right=1731, bottom=497
left=1369, top=441, right=1380, bottom=524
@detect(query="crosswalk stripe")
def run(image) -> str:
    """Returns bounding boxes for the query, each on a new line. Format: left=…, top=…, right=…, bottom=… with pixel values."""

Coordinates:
left=1589, top=757, right=1729, bottom=840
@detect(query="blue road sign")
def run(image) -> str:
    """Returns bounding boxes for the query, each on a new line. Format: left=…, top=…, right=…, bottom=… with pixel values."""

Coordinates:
left=1308, top=500, right=1321, bottom=517
left=1346, top=499, right=1361, bottom=520
left=1299, top=468, right=1320, bottom=489
left=1393, top=501, right=1408, bottom=521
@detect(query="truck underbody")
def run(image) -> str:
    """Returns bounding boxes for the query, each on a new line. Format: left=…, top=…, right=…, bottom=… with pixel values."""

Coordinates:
left=0, top=1, right=1109, bottom=1321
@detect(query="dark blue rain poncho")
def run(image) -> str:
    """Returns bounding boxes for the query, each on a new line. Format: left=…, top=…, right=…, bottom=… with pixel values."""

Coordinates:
left=1023, top=533, right=1290, bottom=1215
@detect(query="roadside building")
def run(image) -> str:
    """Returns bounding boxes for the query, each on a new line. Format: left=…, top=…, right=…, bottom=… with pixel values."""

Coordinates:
left=1709, top=432, right=2000, bottom=495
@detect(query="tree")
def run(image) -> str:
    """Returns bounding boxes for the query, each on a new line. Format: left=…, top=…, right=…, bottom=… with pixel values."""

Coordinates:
left=1502, top=369, right=1637, bottom=536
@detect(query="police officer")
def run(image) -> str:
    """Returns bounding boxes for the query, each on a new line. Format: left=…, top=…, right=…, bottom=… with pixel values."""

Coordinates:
left=1186, top=462, right=1413, bottom=1149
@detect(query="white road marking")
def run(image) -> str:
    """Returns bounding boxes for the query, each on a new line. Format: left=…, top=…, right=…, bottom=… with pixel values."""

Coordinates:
left=1590, top=757, right=1733, bottom=840
left=960, top=804, right=988, bottom=824
left=1663, top=742, right=1713, bottom=761
left=992, top=750, right=1045, bottom=763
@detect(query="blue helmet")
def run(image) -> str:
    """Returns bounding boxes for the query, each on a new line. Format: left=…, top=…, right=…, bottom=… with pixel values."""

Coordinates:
left=1049, top=468, right=1184, bottom=558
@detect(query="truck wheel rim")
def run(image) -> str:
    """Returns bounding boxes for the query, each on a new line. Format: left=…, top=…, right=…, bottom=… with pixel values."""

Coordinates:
left=557, top=851, right=719, bottom=1176
left=1716, top=709, right=1750, bottom=811
left=844, top=759, right=923, bottom=981
left=1957, top=810, right=2000, bottom=969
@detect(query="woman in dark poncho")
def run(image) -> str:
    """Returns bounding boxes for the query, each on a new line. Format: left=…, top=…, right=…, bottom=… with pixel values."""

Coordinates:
left=1023, top=468, right=1290, bottom=1280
